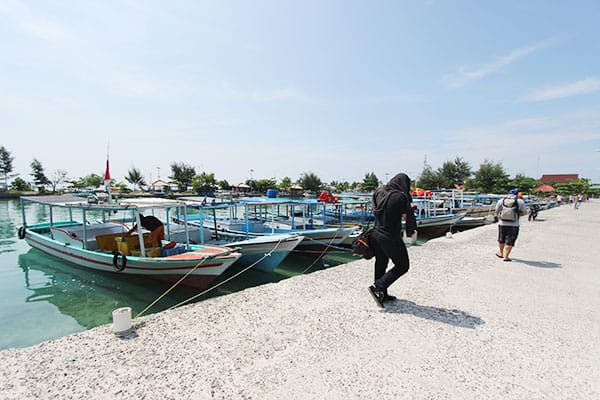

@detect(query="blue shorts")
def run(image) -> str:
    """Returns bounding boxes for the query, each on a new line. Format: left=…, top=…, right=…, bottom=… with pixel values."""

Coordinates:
left=498, top=225, right=519, bottom=246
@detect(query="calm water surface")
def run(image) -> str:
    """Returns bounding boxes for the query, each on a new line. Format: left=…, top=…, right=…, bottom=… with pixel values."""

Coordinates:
left=0, top=198, right=357, bottom=350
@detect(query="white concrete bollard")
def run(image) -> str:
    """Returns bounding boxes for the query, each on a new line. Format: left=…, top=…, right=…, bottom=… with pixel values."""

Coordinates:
left=112, top=307, right=133, bottom=335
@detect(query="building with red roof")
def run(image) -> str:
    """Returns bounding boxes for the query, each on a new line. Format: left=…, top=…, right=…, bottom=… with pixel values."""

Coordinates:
left=535, top=184, right=555, bottom=193
left=539, top=174, right=579, bottom=184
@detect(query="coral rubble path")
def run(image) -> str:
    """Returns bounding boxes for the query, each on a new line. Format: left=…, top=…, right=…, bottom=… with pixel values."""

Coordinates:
left=1, top=201, right=599, bottom=399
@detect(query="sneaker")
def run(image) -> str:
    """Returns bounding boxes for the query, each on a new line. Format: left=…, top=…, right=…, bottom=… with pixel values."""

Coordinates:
left=383, top=293, right=397, bottom=302
left=368, top=285, right=385, bottom=308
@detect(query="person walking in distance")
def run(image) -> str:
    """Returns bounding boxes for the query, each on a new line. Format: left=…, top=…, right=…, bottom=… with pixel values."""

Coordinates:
left=495, top=189, right=527, bottom=262
left=368, top=173, right=417, bottom=308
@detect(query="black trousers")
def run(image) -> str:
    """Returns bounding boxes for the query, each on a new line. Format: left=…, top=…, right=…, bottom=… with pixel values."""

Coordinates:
left=371, top=231, right=410, bottom=292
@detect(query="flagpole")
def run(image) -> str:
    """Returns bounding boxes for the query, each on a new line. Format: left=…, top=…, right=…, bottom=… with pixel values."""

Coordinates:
left=104, top=145, right=112, bottom=203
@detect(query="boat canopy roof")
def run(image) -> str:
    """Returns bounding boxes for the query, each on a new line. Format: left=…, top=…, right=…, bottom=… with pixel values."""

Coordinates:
left=21, top=195, right=187, bottom=211
left=237, top=197, right=322, bottom=206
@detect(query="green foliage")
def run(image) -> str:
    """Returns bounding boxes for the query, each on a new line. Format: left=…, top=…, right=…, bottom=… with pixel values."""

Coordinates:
left=254, top=178, right=277, bottom=194
left=510, top=174, right=539, bottom=194
left=361, top=172, right=379, bottom=192
left=192, top=172, right=216, bottom=194
left=330, top=180, right=350, bottom=192
left=30, top=158, right=50, bottom=192
left=437, top=157, right=472, bottom=188
left=0, top=146, right=15, bottom=189
left=298, top=172, right=323, bottom=193
left=169, top=162, right=196, bottom=191
left=245, top=179, right=257, bottom=191
left=466, top=160, right=510, bottom=193
left=66, top=178, right=85, bottom=189
left=115, top=182, right=131, bottom=193
left=216, top=180, right=230, bottom=190
left=418, top=164, right=444, bottom=189
left=278, top=177, right=292, bottom=191
left=80, top=173, right=104, bottom=188
left=9, top=177, right=31, bottom=191
left=555, top=178, right=590, bottom=195
left=125, top=167, right=146, bottom=191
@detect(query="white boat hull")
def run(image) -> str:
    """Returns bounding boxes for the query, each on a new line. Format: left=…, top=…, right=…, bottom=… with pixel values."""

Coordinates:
left=24, top=230, right=240, bottom=289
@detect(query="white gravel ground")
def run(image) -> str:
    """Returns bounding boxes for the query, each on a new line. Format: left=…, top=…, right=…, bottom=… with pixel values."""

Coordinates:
left=1, top=200, right=599, bottom=399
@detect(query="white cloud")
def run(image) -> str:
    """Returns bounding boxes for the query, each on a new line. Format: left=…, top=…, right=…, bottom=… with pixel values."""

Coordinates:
left=521, top=78, right=600, bottom=102
left=223, top=86, right=308, bottom=103
left=441, top=42, right=548, bottom=88
left=0, top=1, right=70, bottom=42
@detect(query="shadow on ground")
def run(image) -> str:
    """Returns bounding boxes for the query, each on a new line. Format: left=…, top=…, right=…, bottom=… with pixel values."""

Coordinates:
left=383, top=299, right=485, bottom=329
left=513, top=259, right=561, bottom=268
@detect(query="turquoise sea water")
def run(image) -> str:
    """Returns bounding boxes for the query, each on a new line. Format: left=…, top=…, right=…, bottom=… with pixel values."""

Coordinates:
left=0, top=198, right=357, bottom=350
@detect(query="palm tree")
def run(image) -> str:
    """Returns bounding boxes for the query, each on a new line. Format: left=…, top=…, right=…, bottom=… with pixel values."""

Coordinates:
left=125, top=167, right=146, bottom=191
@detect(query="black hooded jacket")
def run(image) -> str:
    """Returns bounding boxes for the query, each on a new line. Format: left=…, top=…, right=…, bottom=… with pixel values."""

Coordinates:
left=372, top=173, right=417, bottom=238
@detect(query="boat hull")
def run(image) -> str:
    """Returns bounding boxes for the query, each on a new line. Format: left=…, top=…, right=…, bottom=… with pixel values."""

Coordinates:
left=217, top=235, right=304, bottom=272
left=24, top=231, right=240, bottom=290
left=414, top=212, right=467, bottom=238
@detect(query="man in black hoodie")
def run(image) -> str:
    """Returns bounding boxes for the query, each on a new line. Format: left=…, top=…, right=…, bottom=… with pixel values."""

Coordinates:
left=368, top=173, right=417, bottom=308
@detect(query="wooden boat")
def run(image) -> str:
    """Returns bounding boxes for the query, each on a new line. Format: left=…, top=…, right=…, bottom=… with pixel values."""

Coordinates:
left=17, top=195, right=241, bottom=290
left=411, top=198, right=467, bottom=237
left=173, top=202, right=304, bottom=272
left=184, top=197, right=356, bottom=252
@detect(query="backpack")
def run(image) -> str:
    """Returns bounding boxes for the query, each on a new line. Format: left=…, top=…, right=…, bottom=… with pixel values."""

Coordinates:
left=351, top=228, right=374, bottom=259
left=499, top=197, right=519, bottom=222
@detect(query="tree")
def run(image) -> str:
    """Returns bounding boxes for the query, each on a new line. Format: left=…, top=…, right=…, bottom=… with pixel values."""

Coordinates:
left=81, top=173, right=104, bottom=189
left=30, top=158, right=50, bottom=192
left=254, top=178, right=277, bottom=194
left=361, top=172, right=380, bottom=192
left=192, top=172, right=216, bottom=194
left=417, top=164, right=444, bottom=189
left=245, top=179, right=258, bottom=192
left=330, top=180, right=350, bottom=192
left=49, top=169, right=68, bottom=193
left=9, top=177, right=31, bottom=191
left=298, top=172, right=323, bottom=193
left=216, top=179, right=230, bottom=190
left=555, top=178, right=590, bottom=195
left=115, top=182, right=131, bottom=193
left=466, top=160, right=510, bottom=193
left=510, top=174, right=539, bottom=194
left=0, top=146, right=15, bottom=190
left=125, top=167, right=146, bottom=191
left=169, top=162, right=196, bottom=191
left=278, top=177, right=292, bottom=191
left=437, top=157, right=472, bottom=188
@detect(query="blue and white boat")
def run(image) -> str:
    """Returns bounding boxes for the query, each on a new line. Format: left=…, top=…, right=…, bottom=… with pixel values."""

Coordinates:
left=174, top=201, right=303, bottom=272
left=182, top=198, right=356, bottom=253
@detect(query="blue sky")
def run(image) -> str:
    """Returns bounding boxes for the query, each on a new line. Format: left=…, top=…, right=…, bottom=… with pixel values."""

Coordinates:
left=1, top=0, right=599, bottom=186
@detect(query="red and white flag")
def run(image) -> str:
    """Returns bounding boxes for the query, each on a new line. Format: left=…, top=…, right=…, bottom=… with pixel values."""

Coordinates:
left=104, top=158, right=111, bottom=182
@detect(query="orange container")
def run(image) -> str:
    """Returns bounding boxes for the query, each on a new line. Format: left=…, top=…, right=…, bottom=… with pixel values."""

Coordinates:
left=131, top=247, right=161, bottom=257
left=115, top=234, right=151, bottom=256
left=95, top=233, right=125, bottom=251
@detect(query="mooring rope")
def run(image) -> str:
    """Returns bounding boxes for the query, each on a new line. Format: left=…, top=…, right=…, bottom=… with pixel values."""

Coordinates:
left=166, top=236, right=285, bottom=310
left=134, top=254, right=214, bottom=320
left=298, top=228, right=346, bottom=274
left=133, top=226, right=356, bottom=322
left=134, top=237, right=286, bottom=320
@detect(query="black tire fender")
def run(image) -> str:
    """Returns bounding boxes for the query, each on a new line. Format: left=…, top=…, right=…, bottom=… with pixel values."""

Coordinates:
left=113, top=251, right=127, bottom=272
left=17, top=226, right=26, bottom=240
